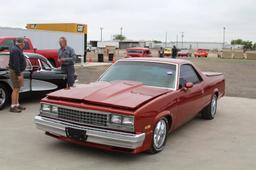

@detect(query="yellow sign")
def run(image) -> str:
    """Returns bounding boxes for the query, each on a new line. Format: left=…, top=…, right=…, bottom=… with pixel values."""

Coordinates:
left=26, top=23, right=87, bottom=34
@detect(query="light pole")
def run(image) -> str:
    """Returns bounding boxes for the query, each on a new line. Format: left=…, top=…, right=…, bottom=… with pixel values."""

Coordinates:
left=120, top=27, right=123, bottom=36
left=100, top=27, right=103, bottom=42
left=176, top=34, right=179, bottom=47
left=181, top=32, right=184, bottom=48
left=223, top=27, right=226, bottom=49
left=165, top=32, right=168, bottom=48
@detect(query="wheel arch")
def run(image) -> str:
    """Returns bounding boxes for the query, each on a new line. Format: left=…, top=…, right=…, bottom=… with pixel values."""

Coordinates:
left=154, top=110, right=173, bottom=132
left=213, top=88, right=219, bottom=98
left=0, top=81, right=12, bottom=92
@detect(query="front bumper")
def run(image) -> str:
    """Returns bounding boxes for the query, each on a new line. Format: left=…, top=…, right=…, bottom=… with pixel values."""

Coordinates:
left=34, top=116, right=145, bottom=149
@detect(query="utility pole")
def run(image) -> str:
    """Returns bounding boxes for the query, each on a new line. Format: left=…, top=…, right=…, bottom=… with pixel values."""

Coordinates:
left=100, top=27, right=103, bottom=42
left=181, top=32, right=184, bottom=48
left=176, top=34, right=179, bottom=47
left=165, top=32, right=168, bottom=48
left=120, top=27, right=123, bottom=36
left=223, top=27, right=226, bottom=49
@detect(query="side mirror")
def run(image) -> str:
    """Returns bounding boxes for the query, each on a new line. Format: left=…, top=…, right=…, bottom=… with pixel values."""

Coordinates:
left=185, top=82, right=193, bottom=89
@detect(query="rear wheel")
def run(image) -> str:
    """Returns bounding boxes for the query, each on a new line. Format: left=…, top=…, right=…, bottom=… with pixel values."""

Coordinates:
left=201, top=94, right=218, bottom=120
left=149, top=118, right=168, bottom=154
left=0, top=84, right=11, bottom=110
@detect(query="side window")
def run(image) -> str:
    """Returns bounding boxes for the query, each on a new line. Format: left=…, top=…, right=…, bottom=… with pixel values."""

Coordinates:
left=25, top=59, right=33, bottom=70
left=24, top=41, right=30, bottom=50
left=41, top=60, right=51, bottom=70
left=2, top=40, right=14, bottom=48
left=29, top=58, right=40, bottom=68
left=180, top=64, right=202, bottom=87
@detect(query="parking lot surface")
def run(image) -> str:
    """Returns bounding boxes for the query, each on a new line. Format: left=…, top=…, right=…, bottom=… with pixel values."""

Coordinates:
left=0, top=96, right=255, bottom=170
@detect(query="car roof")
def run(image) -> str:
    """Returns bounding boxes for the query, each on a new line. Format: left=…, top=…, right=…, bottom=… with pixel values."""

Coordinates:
left=0, top=36, right=29, bottom=40
left=0, top=52, right=47, bottom=60
left=119, top=57, right=191, bottom=65
left=127, top=47, right=149, bottom=50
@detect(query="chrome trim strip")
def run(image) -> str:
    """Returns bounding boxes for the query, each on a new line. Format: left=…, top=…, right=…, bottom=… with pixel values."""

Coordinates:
left=34, top=116, right=145, bottom=149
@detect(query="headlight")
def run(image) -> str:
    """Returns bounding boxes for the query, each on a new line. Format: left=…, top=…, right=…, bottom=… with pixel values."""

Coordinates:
left=41, top=104, right=51, bottom=112
left=40, top=103, right=58, bottom=117
left=109, top=114, right=134, bottom=132
left=110, top=115, right=122, bottom=124
left=52, top=105, right=58, bottom=113
left=122, top=117, right=134, bottom=126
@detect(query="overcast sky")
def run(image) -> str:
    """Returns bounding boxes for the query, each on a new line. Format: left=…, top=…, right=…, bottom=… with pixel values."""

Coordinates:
left=0, top=0, right=255, bottom=42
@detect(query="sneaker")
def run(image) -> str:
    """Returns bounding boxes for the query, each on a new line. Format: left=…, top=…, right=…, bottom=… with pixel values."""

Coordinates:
left=10, top=107, right=22, bottom=113
left=17, top=105, right=26, bottom=110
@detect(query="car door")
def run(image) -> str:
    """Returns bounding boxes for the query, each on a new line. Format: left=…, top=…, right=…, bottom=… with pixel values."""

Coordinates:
left=31, top=58, right=66, bottom=91
left=175, top=64, right=204, bottom=127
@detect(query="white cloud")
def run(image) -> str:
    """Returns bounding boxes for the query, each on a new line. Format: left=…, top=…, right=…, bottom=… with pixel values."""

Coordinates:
left=0, top=0, right=255, bottom=42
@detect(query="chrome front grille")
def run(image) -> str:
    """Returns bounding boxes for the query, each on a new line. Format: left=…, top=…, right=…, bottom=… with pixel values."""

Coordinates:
left=58, top=107, right=108, bottom=127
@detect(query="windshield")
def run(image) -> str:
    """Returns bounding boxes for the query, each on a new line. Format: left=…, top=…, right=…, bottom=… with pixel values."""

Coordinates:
left=127, top=50, right=143, bottom=54
left=99, top=61, right=177, bottom=89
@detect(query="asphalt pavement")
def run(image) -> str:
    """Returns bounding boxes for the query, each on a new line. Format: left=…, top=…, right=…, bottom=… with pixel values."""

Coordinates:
left=0, top=96, right=255, bottom=170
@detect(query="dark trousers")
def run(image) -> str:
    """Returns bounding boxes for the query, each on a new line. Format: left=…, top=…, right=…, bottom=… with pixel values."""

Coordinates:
left=61, top=64, right=75, bottom=87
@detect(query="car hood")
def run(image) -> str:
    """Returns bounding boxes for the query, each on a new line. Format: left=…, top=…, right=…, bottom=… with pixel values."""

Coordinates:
left=47, top=80, right=170, bottom=109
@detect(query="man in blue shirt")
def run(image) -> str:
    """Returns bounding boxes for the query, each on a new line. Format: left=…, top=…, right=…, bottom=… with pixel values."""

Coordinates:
left=58, top=37, right=76, bottom=90
left=8, top=37, right=27, bottom=113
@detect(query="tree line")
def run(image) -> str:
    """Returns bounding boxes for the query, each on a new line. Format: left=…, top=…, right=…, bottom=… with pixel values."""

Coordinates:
left=231, top=39, right=256, bottom=50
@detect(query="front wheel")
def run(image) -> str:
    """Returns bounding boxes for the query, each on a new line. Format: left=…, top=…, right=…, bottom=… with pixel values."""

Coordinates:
left=0, top=84, right=11, bottom=110
left=149, top=118, right=168, bottom=154
left=201, top=95, right=218, bottom=120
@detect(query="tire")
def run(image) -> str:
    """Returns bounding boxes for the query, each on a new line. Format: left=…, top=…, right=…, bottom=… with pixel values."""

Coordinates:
left=0, top=83, right=11, bottom=110
left=201, top=94, right=218, bottom=120
left=149, top=117, right=168, bottom=154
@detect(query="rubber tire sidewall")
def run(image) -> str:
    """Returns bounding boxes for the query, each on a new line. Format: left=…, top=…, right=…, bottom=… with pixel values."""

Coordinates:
left=0, top=84, right=10, bottom=110
left=202, top=94, right=218, bottom=120
left=149, top=117, right=168, bottom=154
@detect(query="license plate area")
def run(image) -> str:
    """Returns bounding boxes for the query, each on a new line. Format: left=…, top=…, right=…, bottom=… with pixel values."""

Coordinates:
left=65, top=128, right=87, bottom=142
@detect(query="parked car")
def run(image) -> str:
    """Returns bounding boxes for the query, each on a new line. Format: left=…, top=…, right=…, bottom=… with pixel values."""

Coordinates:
left=126, top=47, right=152, bottom=58
left=178, top=49, right=192, bottom=57
left=0, top=36, right=59, bottom=67
left=0, top=52, right=74, bottom=110
left=164, top=48, right=172, bottom=56
left=35, top=58, right=225, bottom=154
left=194, top=49, right=209, bottom=57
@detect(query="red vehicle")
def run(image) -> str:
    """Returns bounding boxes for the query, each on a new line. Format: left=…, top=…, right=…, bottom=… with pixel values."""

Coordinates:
left=178, top=49, right=192, bottom=57
left=126, top=47, right=152, bottom=58
left=194, top=49, right=209, bottom=57
left=0, top=36, right=59, bottom=67
left=35, top=58, right=225, bottom=154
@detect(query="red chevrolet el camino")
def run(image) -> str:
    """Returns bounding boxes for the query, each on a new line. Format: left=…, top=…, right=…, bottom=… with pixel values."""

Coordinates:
left=35, top=58, right=225, bottom=154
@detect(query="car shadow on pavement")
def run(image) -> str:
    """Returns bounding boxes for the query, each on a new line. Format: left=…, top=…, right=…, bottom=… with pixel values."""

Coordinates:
left=42, top=116, right=206, bottom=162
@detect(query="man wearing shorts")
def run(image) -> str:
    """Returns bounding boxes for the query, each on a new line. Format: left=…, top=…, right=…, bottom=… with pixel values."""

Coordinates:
left=8, top=37, right=27, bottom=113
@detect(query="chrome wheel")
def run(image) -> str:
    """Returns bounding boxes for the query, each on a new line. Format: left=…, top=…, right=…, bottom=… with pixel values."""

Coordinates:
left=211, top=95, right=217, bottom=117
left=0, top=88, right=6, bottom=107
left=153, top=119, right=167, bottom=149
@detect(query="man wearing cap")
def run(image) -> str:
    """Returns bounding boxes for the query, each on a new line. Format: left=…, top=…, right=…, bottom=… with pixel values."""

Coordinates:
left=8, top=37, right=27, bottom=113
left=58, top=37, right=76, bottom=90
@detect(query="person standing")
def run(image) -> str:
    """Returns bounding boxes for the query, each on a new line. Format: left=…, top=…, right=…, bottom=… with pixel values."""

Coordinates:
left=8, top=37, right=27, bottom=113
left=172, top=45, right=178, bottom=59
left=159, top=47, right=164, bottom=58
left=58, top=37, right=76, bottom=90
